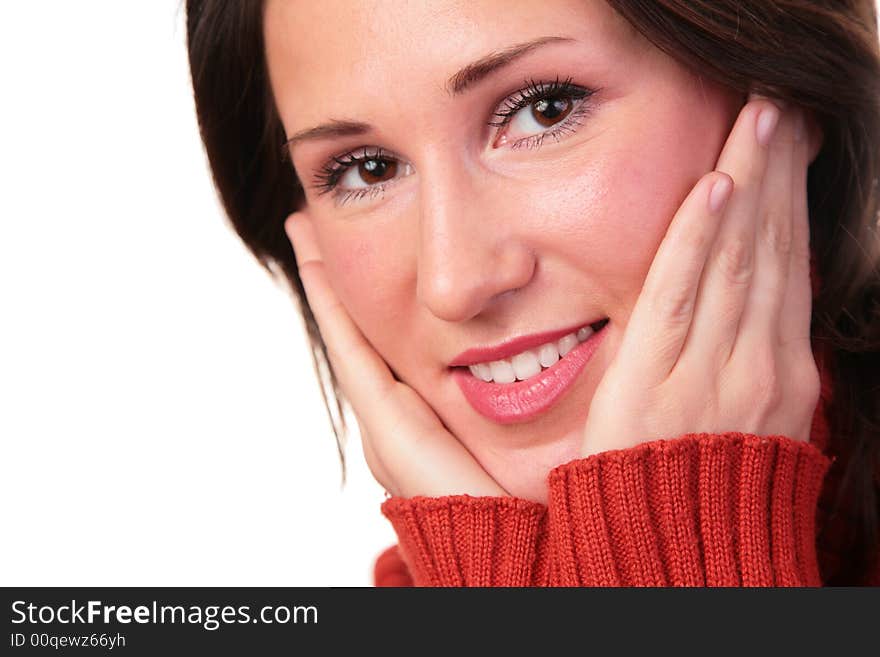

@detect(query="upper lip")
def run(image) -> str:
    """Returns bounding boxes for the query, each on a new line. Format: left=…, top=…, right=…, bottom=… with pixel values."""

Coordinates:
left=448, top=318, right=606, bottom=367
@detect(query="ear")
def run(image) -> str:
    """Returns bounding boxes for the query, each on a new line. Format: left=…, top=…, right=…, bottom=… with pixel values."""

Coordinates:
left=283, top=208, right=322, bottom=267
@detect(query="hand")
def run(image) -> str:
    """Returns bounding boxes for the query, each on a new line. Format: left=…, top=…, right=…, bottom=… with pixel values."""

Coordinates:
left=580, top=94, right=823, bottom=458
left=284, top=212, right=508, bottom=498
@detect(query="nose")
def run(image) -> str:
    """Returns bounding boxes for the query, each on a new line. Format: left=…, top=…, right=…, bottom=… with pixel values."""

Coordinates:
left=416, top=160, right=536, bottom=322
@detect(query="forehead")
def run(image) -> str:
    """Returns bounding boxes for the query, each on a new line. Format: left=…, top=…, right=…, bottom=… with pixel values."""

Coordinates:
left=264, top=0, right=641, bottom=127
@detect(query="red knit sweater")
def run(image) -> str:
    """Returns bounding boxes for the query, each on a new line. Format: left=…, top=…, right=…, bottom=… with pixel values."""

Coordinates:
left=373, top=264, right=880, bottom=586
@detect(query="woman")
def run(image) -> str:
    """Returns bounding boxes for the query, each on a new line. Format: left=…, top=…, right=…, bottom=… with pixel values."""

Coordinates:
left=186, top=0, right=880, bottom=585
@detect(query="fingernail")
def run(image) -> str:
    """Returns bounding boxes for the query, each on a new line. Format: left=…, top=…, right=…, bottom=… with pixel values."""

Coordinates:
left=709, top=176, right=733, bottom=213
left=756, top=106, right=780, bottom=146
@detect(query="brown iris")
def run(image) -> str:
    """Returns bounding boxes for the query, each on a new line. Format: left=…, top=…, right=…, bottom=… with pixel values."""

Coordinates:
left=359, top=158, right=397, bottom=185
left=532, top=96, right=572, bottom=127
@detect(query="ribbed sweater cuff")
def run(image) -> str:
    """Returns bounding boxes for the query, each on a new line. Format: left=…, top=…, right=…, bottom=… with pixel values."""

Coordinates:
left=381, top=495, right=547, bottom=586
left=547, top=432, right=831, bottom=586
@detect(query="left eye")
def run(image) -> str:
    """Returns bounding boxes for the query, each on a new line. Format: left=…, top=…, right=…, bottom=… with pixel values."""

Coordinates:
left=497, top=97, right=576, bottom=146
left=489, top=76, right=597, bottom=150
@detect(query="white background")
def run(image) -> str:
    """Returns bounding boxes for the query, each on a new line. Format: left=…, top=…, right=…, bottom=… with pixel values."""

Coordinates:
left=0, top=1, right=394, bottom=586
left=1, top=2, right=878, bottom=586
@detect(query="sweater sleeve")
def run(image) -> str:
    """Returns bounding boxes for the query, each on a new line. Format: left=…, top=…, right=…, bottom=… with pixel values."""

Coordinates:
left=373, top=544, right=414, bottom=587
left=377, top=431, right=831, bottom=587
left=379, top=494, right=549, bottom=586
left=546, top=431, right=831, bottom=586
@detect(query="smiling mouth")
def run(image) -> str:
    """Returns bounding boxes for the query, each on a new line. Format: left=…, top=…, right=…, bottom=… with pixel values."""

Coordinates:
left=455, top=318, right=609, bottom=384
left=450, top=318, right=610, bottom=424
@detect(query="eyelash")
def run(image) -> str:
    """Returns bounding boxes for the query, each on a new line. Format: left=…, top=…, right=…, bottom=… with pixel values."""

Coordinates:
left=488, top=75, right=595, bottom=149
left=310, top=75, right=597, bottom=206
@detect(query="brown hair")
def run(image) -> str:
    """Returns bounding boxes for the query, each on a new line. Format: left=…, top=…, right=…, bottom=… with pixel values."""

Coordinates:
left=185, top=0, right=880, bottom=583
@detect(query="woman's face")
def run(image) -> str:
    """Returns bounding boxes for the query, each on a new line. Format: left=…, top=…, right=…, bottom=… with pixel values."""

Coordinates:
left=265, top=0, right=744, bottom=502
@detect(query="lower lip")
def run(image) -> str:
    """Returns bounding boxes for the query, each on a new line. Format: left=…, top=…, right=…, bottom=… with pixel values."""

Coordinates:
left=450, top=321, right=609, bottom=424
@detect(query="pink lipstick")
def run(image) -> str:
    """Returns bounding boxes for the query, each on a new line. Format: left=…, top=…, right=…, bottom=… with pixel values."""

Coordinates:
left=450, top=318, right=609, bottom=424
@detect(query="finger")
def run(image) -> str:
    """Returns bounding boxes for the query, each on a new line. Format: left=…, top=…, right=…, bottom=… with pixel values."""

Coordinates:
left=358, top=420, right=396, bottom=496
left=676, top=96, right=779, bottom=370
left=285, top=211, right=398, bottom=413
left=285, top=211, right=413, bottom=486
left=778, top=109, right=814, bottom=345
left=733, top=105, right=797, bottom=353
left=372, top=386, right=508, bottom=498
left=615, top=170, right=732, bottom=383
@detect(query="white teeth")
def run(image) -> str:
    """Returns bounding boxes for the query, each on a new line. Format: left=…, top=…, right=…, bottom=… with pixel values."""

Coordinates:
left=468, top=362, right=493, bottom=382
left=557, top=333, right=578, bottom=357
left=466, top=321, right=605, bottom=384
left=538, top=343, right=559, bottom=368
left=511, top=350, right=542, bottom=381
left=489, top=359, right=516, bottom=384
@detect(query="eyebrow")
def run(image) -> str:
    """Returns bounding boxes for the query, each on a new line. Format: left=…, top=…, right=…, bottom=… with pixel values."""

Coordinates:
left=282, top=35, right=575, bottom=150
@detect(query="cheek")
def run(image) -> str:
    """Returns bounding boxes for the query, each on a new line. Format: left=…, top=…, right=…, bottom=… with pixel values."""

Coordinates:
left=523, top=96, right=733, bottom=304
left=605, top=101, right=732, bottom=288
left=317, top=226, right=411, bottom=343
left=598, top=140, right=700, bottom=287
